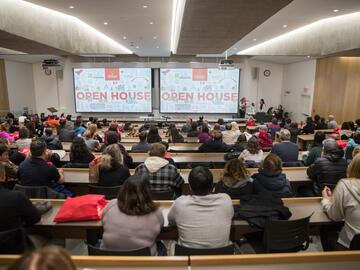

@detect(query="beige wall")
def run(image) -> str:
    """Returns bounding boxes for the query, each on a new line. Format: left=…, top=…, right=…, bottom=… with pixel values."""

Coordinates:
left=0, top=59, right=10, bottom=116
left=312, top=57, right=360, bottom=124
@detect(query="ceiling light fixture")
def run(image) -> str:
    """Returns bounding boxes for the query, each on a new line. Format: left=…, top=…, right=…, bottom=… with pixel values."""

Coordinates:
left=333, top=9, right=339, bottom=13
left=103, top=22, right=108, bottom=25
left=253, top=38, right=257, bottom=41
left=170, top=0, right=186, bottom=54
left=149, top=21, right=154, bottom=25
left=283, top=24, right=287, bottom=28
left=156, top=46, right=160, bottom=48
left=69, top=5, right=74, bottom=9
left=153, top=36, right=157, bottom=39
left=307, top=55, right=311, bottom=58
left=143, top=5, right=148, bottom=8
left=123, top=36, right=127, bottom=39
left=135, top=46, right=139, bottom=49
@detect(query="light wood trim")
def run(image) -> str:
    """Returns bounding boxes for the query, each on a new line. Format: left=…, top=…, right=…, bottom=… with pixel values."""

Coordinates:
left=0, top=59, right=10, bottom=116
left=62, top=168, right=90, bottom=172
left=190, top=251, right=360, bottom=266
left=0, top=256, right=188, bottom=267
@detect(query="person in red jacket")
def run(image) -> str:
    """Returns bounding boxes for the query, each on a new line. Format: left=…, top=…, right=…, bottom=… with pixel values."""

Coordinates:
left=258, top=129, right=273, bottom=150
left=246, top=116, right=256, bottom=127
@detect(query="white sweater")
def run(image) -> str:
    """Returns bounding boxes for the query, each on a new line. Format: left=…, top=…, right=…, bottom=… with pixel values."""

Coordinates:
left=322, top=178, right=360, bottom=248
left=168, top=193, right=234, bottom=248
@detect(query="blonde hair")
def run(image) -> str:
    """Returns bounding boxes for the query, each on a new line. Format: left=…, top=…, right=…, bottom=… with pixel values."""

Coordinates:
left=347, top=154, right=360, bottom=178
left=83, top=130, right=92, bottom=140
left=223, top=158, right=249, bottom=187
left=353, top=146, right=360, bottom=158
left=100, top=144, right=123, bottom=170
left=88, top=124, right=97, bottom=136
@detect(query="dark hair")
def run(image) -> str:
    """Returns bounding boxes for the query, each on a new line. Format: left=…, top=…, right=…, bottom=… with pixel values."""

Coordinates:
left=356, top=119, right=360, bottom=127
left=74, top=119, right=82, bottom=128
left=341, top=121, right=351, bottom=130
left=285, top=118, right=291, bottom=124
left=160, top=141, right=169, bottom=150
left=30, top=140, right=46, bottom=157
left=59, top=119, right=66, bottom=128
left=348, top=121, right=355, bottom=131
left=213, top=131, right=222, bottom=141
left=7, top=245, right=76, bottom=270
left=169, top=126, right=183, bottom=142
left=306, top=117, right=313, bottom=124
left=217, top=118, right=224, bottom=125
left=149, top=143, right=166, bottom=157
left=0, top=143, right=9, bottom=156
left=147, top=125, right=161, bottom=143
left=106, top=131, right=120, bottom=145
left=236, top=134, right=247, bottom=143
left=139, top=131, right=147, bottom=142
left=271, top=118, right=278, bottom=125
left=108, top=123, right=118, bottom=132
left=290, top=122, right=298, bottom=129
left=70, top=137, right=92, bottom=162
left=25, top=121, right=35, bottom=135
left=225, top=123, right=231, bottom=131
left=201, top=124, right=209, bottom=133
left=189, top=166, right=213, bottom=196
left=66, top=115, right=72, bottom=121
left=263, top=153, right=282, bottom=173
left=314, top=131, right=326, bottom=146
left=19, top=127, right=30, bottom=139
left=117, top=174, right=158, bottom=216
left=44, top=127, right=53, bottom=137
left=190, top=122, right=198, bottom=131
left=353, top=132, right=360, bottom=144
left=246, top=137, right=260, bottom=154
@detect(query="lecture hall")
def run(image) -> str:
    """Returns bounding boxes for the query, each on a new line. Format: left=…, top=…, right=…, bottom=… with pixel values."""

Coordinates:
left=0, top=0, right=360, bottom=269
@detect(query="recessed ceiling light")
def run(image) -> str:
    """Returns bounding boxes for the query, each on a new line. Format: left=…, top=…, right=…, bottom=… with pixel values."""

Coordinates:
left=307, top=55, right=311, bottom=58
left=153, top=36, right=157, bottom=39
left=143, top=5, right=148, bottom=8
left=233, top=47, right=237, bottom=50
left=156, top=46, right=160, bottom=49
left=333, top=9, right=339, bottom=13
left=69, top=5, right=74, bottom=9
left=103, top=22, right=108, bottom=25
left=253, top=38, right=257, bottom=41
left=123, top=36, right=127, bottom=40
left=149, top=22, right=154, bottom=25
left=283, top=24, right=288, bottom=28
left=135, top=46, right=139, bottom=49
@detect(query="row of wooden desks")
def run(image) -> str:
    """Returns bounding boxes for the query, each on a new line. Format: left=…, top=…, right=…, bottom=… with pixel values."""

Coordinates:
left=30, top=197, right=329, bottom=240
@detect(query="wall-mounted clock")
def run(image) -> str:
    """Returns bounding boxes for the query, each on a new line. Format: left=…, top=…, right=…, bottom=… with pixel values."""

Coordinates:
left=263, top=69, right=271, bottom=77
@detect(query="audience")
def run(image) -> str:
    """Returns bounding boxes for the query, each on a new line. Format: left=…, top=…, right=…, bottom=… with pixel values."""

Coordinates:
left=302, top=117, right=316, bottom=134
left=289, top=122, right=300, bottom=143
left=104, top=122, right=121, bottom=145
left=267, top=118, right=280, bottom=139
left=187, top=122, right=200, bottom=137
left=105, top=131, right=133, bottom=168
left=101, top=174, right=164, bottom=255
left=257, top=127, right=272, bottom=150
left=238, top=136, right=264, bottom=165
left=58, top=119, right=75, bottom=142
left=15, top=127, right=32, bottom=149
left=198, top=124, right=212, bottom=143
left=320, top=154, right=360, bottom=251
left=7, top=246, right=76, bottom=270
left=147, top=125, right=162, bottom=144
left=181, top=118, right=192, bottom=133
left=135, top=143, right=184, bottom=197
left=73, top=119, right=86, bottom=137
left=0, top=122, right=15, bottom=142
left=199, top=131, right=229, bottom=152
left=0, top=142, right=18, bottom=180
left=168, top=166, right=233, bottom=249
left=168, top=124, right=184, bottom=143
left=222, top=122, right=240, bottom=145
left=271, top=129, right=299, bottom=163
left=344, top=131, right=360, bottom=160
left=41, top=127, right=63, bottom=150
left=327, top=115, right=338, bottom=129
left=98, top=144, right=130, bottom=186
left=69, top=137, right=95, bottom=165
left=131, top=131, right=151, bottom=152
left=252, top=153, right=292, bottom=197
left=307, top=139, right=348, bottom=195
left=215, top=159, right=254, bottom=198
left=83, top=130, right=101, bottom=152
left=230, top=134, right=247, bottom=153
left=303, top=132, right=326, bottom=166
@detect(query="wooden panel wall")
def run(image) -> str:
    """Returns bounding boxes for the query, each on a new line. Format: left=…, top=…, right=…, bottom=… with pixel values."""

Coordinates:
left=0, top=59, right=10, bottom=116
left=312, top=57, right=360, bottom=124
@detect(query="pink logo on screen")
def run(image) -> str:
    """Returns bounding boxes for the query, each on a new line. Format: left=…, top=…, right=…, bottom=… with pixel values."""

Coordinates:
left=192, top=68, right=208, bottom=81
left=105, top=68, right=120, bottom=81
left=75, top=69, right=83, bottom=76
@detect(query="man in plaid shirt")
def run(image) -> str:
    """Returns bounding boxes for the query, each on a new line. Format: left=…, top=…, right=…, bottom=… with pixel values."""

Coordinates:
left=135, top=143, right=184, bottom=197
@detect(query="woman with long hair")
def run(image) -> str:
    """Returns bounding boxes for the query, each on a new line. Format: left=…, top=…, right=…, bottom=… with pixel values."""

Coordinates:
left=147, top=125, right=162, bottom=144
left=101, top=174, right=164, bottom=255
left=238, top=136, right=264, bottom=164
left=69, top=137, right=95, bottom=164
left=98, top=144, right=130, bottom=186
left=168, top=125, right=184, bottom=143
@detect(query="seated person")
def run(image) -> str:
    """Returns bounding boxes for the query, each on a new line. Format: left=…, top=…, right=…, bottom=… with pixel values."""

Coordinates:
left=73, top=119, right=86, bottom=137
left=238, top=136, right=264, bottom=164
left=344, top=131, right=360, bottom=160
left=135, top=143, right=184, bottom=197
left=105, top=131, right=133, bottom=168
left=104, top=122, right=121, bottom=145
left=301, top=117, right=316, bottom=134
left=83, top=130, right=101, bottom=152
left=168, top=125, right=184, bottom=143
left=0, top=122, right=15, bottom=142
left=147, top=125, right=162, bottom=144
left=0, top=142, right=18, bottom=180
left=303, top=132, right=325, bottom=166
left=0, top=162, right=41, bottom=253
left=69, top=137, right=95, bottom=165
left=15, top=127, right=32, bottom=150
left=327, top=114, right=338, bottom=129
left=57, top=119, right=75, bottom=142
left=289, top=122, right=300, bottom=143
left=18, top=140, right=65, bottom=190
left=98, top=144, right=130, bottom=186
left=257, top=127, right=272, bottom=149
left=87, top=124, right=103, bottom=143
left=222, top=123, right=235, bottom=145
left=131, top=131, right=151, bottom=153
left=199, top=131, right=229, bottom=152
left=230, top=134, right=247, bottom=153
left=40, top=128, right=63, bottom=150
left=320, top=154, right=360, bottom=251
left=181, top=118, right=192, bottom=133
left=252, top=153, right=292, bottom=197
left=307, top=139, right=348, bottom=195
left=168, top=166, right=233, bottom=249
left=267, top=118, right=280, bottom=139
left=271, top=129, right=299, bottom=162
left=198, top=124, right=212, bottom=143
left=215, top=158, right=254, bottom=198
left=187, top=122, right=200, bottom=137
left=101, top=174, right=164, bottom=256
left=245, top=117, right=256, bottom=127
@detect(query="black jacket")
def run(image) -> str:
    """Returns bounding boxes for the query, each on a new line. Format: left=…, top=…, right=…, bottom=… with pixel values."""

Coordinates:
left=41, top=135, right=63, bottom=150
left=307, top=151, right=348, bottom=195
left=99, top=165, right=130, bottom=186
left=302, top=123, right=316, bottom=134
left=252, top=169, right=293, bottom=197
left=58, top=128, right=75, bottom=142
left=199, top=140, right=230, bottom=152
left=215, top=180, right=254, bottom=199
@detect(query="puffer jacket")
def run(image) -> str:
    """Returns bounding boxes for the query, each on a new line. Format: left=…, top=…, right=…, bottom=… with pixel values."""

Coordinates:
left=252, top=169, right=292, bottom=197
left=307, top=149, right=348, bottom=195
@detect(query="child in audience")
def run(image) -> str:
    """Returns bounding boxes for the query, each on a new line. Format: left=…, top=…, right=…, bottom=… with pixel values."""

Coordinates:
left=98, top=144, right=130, bottom=186
left=147, top=125, right=162, bottom=144
left=15, top=127, right=32, bottom=149
left=320, top=154, right=360, bottom=251
left=168, top=166, right=233, bottom=249
left=7, top=246, right=76, bottom=270
left=252, top=153, right=292, bottom=198
left=303, top=132, right=325, bottom=166
left=69, top=137, right=95, bottom=165
left=215, top=159, right=254, bottom=199
left=101, top=174, right=164, bottom=255
left=238, top=136, right=264, bottom=165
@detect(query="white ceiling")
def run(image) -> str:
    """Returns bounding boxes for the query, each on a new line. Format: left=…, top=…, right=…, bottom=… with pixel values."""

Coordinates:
left=251, top=56, right=313, bottom=65
left=25, top=0, right=172, bottom=57
left=0, top=54, right=62, bottom=63
left=228, top=0, right=360, bottom=55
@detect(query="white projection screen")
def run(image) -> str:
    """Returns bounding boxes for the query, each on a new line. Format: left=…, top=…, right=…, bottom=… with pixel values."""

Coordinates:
left=160, top=68, right=240, bottom=113
left=73, top=68, right=152, bottom=113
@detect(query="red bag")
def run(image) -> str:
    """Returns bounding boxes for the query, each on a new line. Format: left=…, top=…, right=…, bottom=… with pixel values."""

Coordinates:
left=54, top=195, right=107, bottom=223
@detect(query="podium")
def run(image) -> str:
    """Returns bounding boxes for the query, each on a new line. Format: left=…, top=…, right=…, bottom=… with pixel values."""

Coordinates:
left=47, top=107, right=58, bottom=115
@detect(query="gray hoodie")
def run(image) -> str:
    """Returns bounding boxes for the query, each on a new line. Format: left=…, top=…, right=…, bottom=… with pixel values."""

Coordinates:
left=322, top=178, right=360, bottom=248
